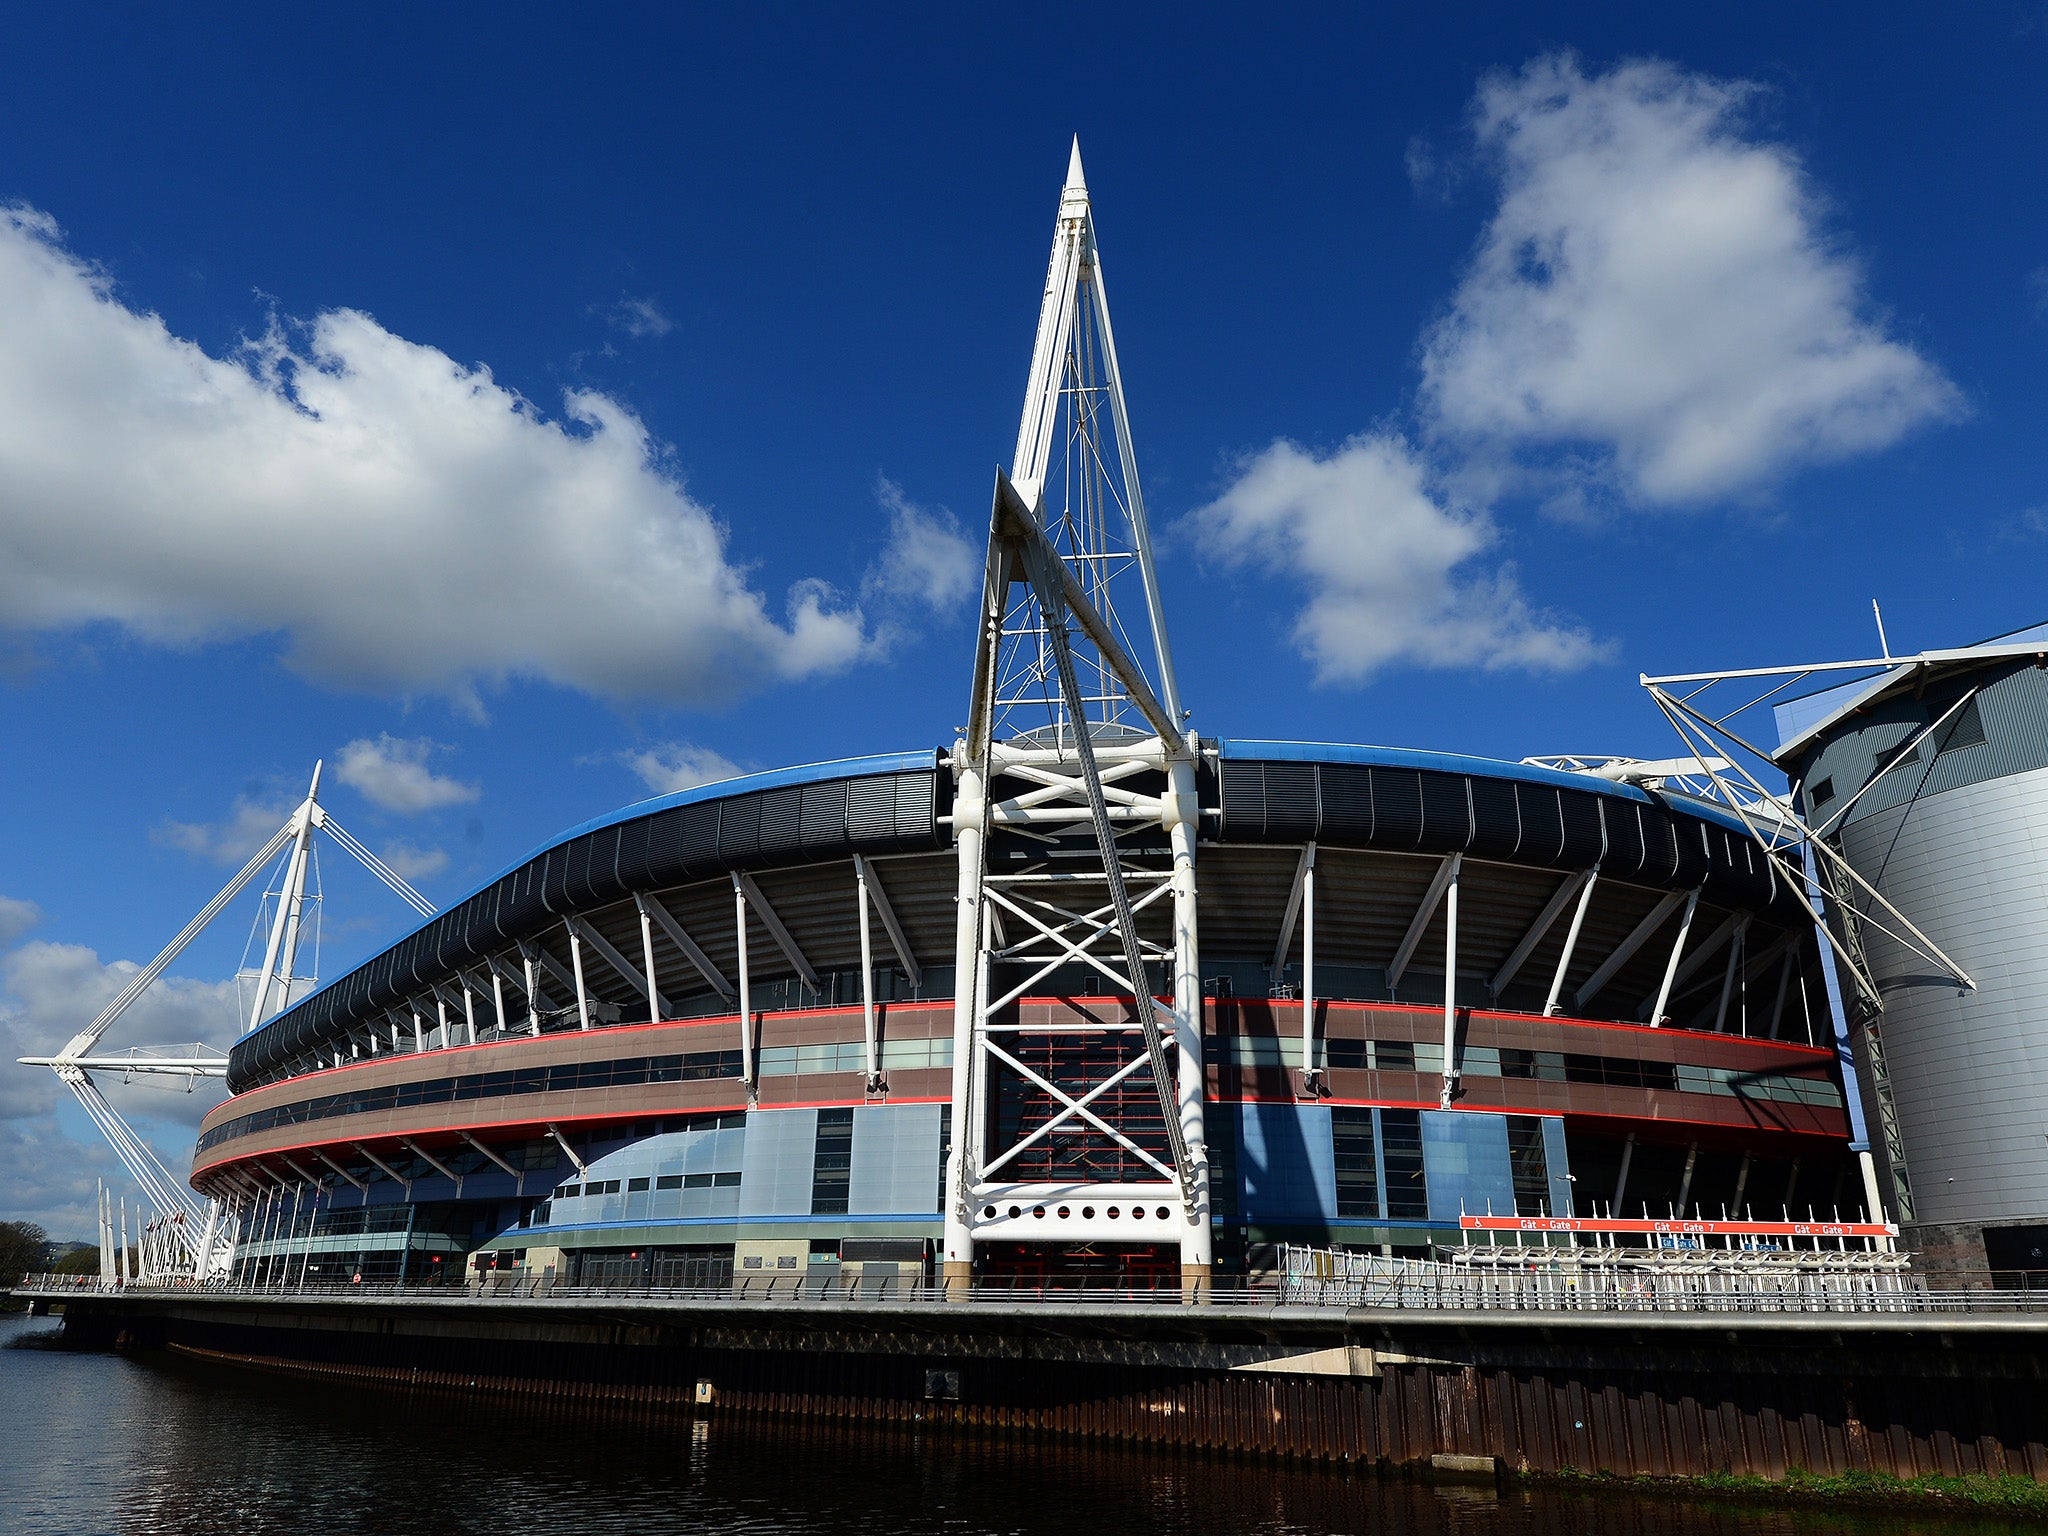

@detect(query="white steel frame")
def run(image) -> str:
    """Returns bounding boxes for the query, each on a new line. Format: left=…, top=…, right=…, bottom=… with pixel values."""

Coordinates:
left=945, top=144, right=1210, bottom=1278
left=1610, top=649, right=1990, bottom=1234
left=17, top=761, right=436, bottom=1279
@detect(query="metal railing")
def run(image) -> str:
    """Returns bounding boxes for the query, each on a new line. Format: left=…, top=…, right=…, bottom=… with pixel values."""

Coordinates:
left=17, top=1267, right=2048, bottom=1316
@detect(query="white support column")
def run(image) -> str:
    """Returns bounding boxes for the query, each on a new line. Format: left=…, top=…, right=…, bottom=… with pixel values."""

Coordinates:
left=196, top=1203, right=218, bottom=1281
left=1299, top=843, right=1317, bottom=1091
left=353, top=1142, right=411, bottom=1196
left=461, top=981, right=477, bottom=1045
left=1165, top=748, right=1211, bottom=1279
left=636, top=896, right=663, bottom=1025
left=1768, top=949, right=1796, bottom=1040
left=546, top=1123, right=587, bottom=1178
left=854, top=855, right=922, bottom=989
left=1714, top=917, right=1751, bottom=1034
left=401, top=1137, right=461, bottom=1194
left=1859, top=1151, right=1889, bottom=1235
left=1388, top=853, right=1460, bottom=991
left=434, top=995, right=450, bottom=1050
left=411, top=1008, right=425, bottom=1053
left=245, top=764, right=322, bottom=1035
left=566, top=921, right=591, bottom=1031
left=521, top=946, right=541, bottom=1035
left=1545, top=871, right=1600, bottom=1016
left=1647, top=887, right=1703, bottom=1027
left=1494, top=869, right=1591, bottom=998
left=855, top=859, right=881, bottom=1092
left=943, top=752, right=986, bottom=1288
left=1438, top=854, right=1462, bottom=1109
left=1575, top=887, right=1688, bottom=1013
left=638, top=893, right=734, bottom=1000
left=731, top=874, right=755, bottom=1095
left=734, top=871, right=819, bottom=990
left=491, top=968, right=507, bottom=1035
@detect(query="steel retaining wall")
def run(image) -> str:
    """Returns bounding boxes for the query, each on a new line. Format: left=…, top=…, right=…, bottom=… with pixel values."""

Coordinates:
left=44, top=1291, right=2048, bottom=1483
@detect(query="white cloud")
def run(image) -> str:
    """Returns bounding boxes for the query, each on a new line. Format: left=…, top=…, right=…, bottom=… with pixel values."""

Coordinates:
left=377, top=841, right=449, bottom=882
left=0, top=895, right=41, bottom=947
left=863, top=479, right=977, bottom=612
left=152, top=794, right=296, bottom=864
left=0, top=1116, right=132, bottom=1241
left=0, top=205, right=873, bottom=706
left=1420, top=54, right=1962, bottom=506
left=0, top=939, right=244, bottom=1236
left=1186, top=434, right=1606, bottom=681
left=0, top=940, right=237, bottom=1121
left=334, top=734, right=478, bottom=814
left=608, top=296, right=674, bottom=339
left=619, top=742, right=746, bottom=795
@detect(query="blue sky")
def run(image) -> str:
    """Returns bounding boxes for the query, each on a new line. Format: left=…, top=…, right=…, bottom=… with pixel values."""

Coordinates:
left=2, top=5, right=2044, bottom=1234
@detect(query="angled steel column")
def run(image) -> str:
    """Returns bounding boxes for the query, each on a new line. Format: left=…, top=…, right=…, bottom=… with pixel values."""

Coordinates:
left=855, top=857, right=882, bottom=1092
left=1438, top=854, right=1462, bottom=1109
left=732, top=874, right=756, bottom=1098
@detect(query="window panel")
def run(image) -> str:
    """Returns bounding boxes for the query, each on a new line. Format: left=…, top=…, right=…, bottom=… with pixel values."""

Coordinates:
left=1380, top=1108, right=1428, bottom=1221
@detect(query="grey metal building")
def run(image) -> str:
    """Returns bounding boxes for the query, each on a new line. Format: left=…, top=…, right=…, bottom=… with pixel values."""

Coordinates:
left=1768, top=624, right=2048, bottom=1275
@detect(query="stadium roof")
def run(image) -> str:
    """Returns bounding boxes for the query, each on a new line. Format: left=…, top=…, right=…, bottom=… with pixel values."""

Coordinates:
left=1770, top=620, right=2048, bottom=760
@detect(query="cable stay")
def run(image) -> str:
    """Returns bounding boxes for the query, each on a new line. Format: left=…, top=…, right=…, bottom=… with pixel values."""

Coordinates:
left=16, top=758, right=441, bottom=1278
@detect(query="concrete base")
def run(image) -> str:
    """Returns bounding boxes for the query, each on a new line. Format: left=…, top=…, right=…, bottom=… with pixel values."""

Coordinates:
left=1430, top=1453, right=1500, bottom=1481
left=942, top=1261, right=973, bottom=1299
left=1180, top=1262, right=1212, bottom=1302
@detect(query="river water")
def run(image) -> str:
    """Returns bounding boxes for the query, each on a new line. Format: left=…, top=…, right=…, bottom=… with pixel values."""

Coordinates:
left=0, top=1312, right=2016, bottom=1536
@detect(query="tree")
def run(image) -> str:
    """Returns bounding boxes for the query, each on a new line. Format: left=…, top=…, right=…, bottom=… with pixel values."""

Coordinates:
left=0, top=1220, right=51, bottom=1286
left=52, top=1246, right=101, bottom=1276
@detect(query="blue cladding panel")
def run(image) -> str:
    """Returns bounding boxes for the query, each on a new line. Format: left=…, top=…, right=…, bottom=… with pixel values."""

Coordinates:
left=1421, top=1110, right=1515, bottom=1223
left=1541, top=1116, right=1575, bottom=1217
left=848, top=1103, right=942, bottom=1216
left=1236, top=1103, right=1335, bottom=1222
left=738, top=1109, right=819, bottom=1217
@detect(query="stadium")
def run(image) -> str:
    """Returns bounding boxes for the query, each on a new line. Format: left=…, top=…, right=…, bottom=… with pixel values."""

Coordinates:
left=163, top=147, right=1866, bottom=1292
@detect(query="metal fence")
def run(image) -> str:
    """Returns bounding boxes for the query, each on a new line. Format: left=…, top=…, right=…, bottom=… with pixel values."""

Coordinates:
left=1274, top=1244, right=1948, bottom=1314
left=18, top=1263, right=2048, bottom=1315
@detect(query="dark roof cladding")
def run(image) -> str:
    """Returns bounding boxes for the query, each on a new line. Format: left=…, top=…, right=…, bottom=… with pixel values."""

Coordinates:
left=227, top=741, right=1804, bottom=1091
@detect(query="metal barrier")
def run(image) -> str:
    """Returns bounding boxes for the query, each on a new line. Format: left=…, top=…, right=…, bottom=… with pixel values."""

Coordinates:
left=16, top=1265, right=2048, bottom=1315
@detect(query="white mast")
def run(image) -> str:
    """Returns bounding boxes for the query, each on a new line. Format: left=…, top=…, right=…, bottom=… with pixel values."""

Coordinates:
left=945, top=142, right=1211, bottom=1290
left=18, top=761, right=437, bottom=1280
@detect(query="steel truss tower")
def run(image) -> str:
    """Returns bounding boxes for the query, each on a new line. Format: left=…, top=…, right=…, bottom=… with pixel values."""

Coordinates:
left=944, top=143, right=1211, bottom=1287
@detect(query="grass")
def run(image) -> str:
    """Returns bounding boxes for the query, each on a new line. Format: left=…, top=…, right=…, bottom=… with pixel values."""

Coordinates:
left=1535, top=1464, right=2048, bottom=1519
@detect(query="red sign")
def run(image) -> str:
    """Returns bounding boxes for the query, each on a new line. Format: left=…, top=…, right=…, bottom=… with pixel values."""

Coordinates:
left=1460, top=1215, right=1895, bottom=1239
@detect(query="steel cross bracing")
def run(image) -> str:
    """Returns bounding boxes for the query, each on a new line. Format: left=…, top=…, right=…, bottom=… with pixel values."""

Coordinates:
left=15, top=760, right=437, bottom=1279
left=945, top=144, right=1210, bottom=1282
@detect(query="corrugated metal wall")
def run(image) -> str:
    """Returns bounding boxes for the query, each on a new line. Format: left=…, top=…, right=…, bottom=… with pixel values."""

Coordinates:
left=109, top=1305, right=2048, bottom=1485
left=1840, top=762, right=2048, bottom=1228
